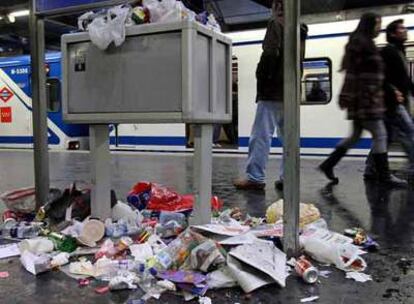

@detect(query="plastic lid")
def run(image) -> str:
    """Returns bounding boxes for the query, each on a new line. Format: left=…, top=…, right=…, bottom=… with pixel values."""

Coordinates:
left=149, top=267, right=158, bottom=276
left=138, top=264, right=145, bottom=273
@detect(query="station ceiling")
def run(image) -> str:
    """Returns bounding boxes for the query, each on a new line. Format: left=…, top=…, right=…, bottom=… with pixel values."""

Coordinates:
left=0, top=0, right=413, bottom=55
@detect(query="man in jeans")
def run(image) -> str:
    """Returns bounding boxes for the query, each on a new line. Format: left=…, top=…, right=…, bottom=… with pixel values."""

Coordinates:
left=364, top=19, right=414, bottom=180
left=234, top=0, right=307, bottom=191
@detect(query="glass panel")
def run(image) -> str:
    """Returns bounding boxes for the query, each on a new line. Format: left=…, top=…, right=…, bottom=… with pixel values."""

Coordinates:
left=46, top=78, right=61, bottom=112
left=302, top=58, right=332, bottom=105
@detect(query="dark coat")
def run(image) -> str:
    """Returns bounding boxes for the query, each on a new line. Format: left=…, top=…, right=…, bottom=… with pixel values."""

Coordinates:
left=255, top=19, right=307, bottom=102
left=256, top=18, right=284, bottom=102
left=339, top=51, right=386, bottom=120
left=381, top=43, right=414, bottom=113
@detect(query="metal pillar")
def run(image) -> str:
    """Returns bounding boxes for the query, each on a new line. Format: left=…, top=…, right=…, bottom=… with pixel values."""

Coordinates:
left=283, top=0, right=301, bottom=257
left=189, top=124, right=213, bottom=225
left=30, top=1, right=50, bottom=210
left=89, top=125, right=112, bottom=220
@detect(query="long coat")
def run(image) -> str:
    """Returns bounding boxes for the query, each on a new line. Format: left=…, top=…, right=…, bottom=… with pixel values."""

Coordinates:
left=339, top=52, right=386, bottom=120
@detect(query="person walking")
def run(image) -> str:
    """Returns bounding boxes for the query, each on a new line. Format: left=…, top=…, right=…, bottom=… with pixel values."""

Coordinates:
left=234, top=0, right=308, bottom=191
left=364, top=19, right=414, bottom=180
left=318, top=13, right=407, bottom=187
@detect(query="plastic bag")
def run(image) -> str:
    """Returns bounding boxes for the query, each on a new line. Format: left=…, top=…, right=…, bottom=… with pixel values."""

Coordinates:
left=88, top=5, right=130, bottom=50
left=300, top=228, right=367, bottom=272
left=266, top=199, right=321, bottom=227
left=44, top=184, right=117, bottom=223
left=143, top=0, right=195, bottom=23
left=143, top=183, right=222, bottom=213
left=1, top=187, right=36, bottom=213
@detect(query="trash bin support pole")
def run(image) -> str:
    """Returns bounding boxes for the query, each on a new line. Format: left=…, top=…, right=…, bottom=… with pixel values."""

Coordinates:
left=283, top=0, right=301, bottom=257
left=30, top=0, right=50, bottom=210
left=89, top=125, right=112, bottom=220
left=190, top=124, right=213, bottom=225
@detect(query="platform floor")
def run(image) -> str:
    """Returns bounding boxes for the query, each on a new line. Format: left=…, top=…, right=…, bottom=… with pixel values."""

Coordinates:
left=0, top=150, right=413, bottom=304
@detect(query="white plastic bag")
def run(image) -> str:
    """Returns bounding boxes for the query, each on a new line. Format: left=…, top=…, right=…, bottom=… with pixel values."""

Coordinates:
left=300, top=228, right=367, bottom=272
left=1, top=187, right=36, bottom=213
left=89, top=15, right=113, bottom=50
left=143, top=0, right=194, bottom=23
left=108, top=6, right=130, bottom=47
left=88, top=5, right=130, bottom=50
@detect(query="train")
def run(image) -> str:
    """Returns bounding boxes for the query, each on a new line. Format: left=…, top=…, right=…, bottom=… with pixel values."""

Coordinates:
left=0, top=13, right=413, bottom=155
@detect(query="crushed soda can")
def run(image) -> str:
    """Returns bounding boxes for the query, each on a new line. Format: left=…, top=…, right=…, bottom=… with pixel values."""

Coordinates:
left=78, top=278, right=90, bottom=287
left=2, top=209, right=17, bottom=223
left=295, top=256, right=319, bottom=284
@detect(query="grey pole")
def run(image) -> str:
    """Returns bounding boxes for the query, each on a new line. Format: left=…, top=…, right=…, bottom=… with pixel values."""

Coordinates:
left=283, top=0, right=301, bottom=257
left=189, top=124, right=213, bottom=225
left=30, top=0, right=50, bottom=210
left=89, top=125, right=112, bottom=220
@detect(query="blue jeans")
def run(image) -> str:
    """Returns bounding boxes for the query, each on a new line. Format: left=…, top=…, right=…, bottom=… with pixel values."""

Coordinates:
left=246, top=100, right=284, bottom=183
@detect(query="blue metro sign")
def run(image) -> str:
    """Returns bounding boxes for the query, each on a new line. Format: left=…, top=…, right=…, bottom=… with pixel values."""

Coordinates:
left=36, top=0, right=111, bottom=13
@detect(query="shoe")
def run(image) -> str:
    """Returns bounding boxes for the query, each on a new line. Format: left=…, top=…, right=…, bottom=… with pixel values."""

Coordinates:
left=318, top=147, right=347, bottom=183
left=274, top=180, right=283, bottom=191
left=233, top=178, right=265, bottom=190
left=373, top=153, right=408, bottom=188
left=364, top=153, right=378, bottom=180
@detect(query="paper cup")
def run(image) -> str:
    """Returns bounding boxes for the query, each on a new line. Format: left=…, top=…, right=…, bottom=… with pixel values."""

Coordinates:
left=80, top=219, right=105, bottom=244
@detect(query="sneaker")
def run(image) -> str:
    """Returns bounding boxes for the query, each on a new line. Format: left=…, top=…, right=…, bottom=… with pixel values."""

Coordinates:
left=233, top=178, right=265, bottom=190
left=274, top=180, right=283, bottom=191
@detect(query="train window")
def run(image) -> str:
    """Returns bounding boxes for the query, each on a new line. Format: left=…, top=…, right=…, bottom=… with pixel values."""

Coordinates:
left=302, top=58, right=332, bottom=105
left=46, top=78, right=61, bottom=112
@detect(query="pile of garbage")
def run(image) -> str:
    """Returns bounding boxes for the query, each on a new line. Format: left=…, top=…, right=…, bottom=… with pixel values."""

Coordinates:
left=0, top=184, right=378, bottom=302
left=77, top=0, right=221, bottom=50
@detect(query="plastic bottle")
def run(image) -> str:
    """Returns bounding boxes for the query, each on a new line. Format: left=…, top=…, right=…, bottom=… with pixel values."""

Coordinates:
left=0, top=222, right=41, bottom=239
left=137, top=264, right=158, bottom=292
left=48, top=232, right=78, bottom=253
left=105, top=219, right=141, bottom=237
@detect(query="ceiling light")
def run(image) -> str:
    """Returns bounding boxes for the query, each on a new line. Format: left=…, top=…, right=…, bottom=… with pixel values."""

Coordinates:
left=8, top=9, right=30, bottom=18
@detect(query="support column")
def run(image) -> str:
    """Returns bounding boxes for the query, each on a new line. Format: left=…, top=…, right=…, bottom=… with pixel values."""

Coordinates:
left=89, top=125, right=112, bottom=220
left=189, top=124, right=213, bottom=225
left=30, top=1, right=50, bottom=210
left=283, top=0, right=301, bottom=257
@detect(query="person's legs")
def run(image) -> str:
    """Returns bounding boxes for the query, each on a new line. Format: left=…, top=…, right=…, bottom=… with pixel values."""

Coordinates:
left=319, top=120, right=363, bottom=182
left=274, top=102, right=284, bottom=180
left=234, top=101, right=279, bottom=189
left=363, top=120, right=407, bottom=187
left=364, top=116, right=394, bottom=179
left=394, top=105, right=414, bottom=175
left=245, top=101, right=279, bottom=182
left=213, top=124, right=222, bottom=147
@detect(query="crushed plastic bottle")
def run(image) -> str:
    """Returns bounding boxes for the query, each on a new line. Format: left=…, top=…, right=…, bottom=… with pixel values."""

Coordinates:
left=0, top=221, right=43, bottom=239
left=105, top=219, right=141, bottom=237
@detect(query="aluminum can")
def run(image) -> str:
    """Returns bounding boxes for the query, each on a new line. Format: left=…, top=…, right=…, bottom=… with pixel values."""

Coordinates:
left=295, top=256, right=319, bottom=284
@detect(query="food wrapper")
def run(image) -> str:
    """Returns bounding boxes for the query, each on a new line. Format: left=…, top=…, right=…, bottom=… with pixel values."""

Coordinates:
left=266, top=199, right=320, bottom=227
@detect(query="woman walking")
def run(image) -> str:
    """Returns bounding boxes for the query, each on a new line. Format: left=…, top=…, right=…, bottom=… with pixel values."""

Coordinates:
left=319, top=13, right=407, bottom=187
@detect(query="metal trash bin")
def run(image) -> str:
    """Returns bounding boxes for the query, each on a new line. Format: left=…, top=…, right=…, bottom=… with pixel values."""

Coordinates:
left=62, top=20, right=232, bottom=124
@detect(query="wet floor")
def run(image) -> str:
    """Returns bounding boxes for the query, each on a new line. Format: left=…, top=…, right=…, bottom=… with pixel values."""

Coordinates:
left=0, top=150, right=413, bottom=304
